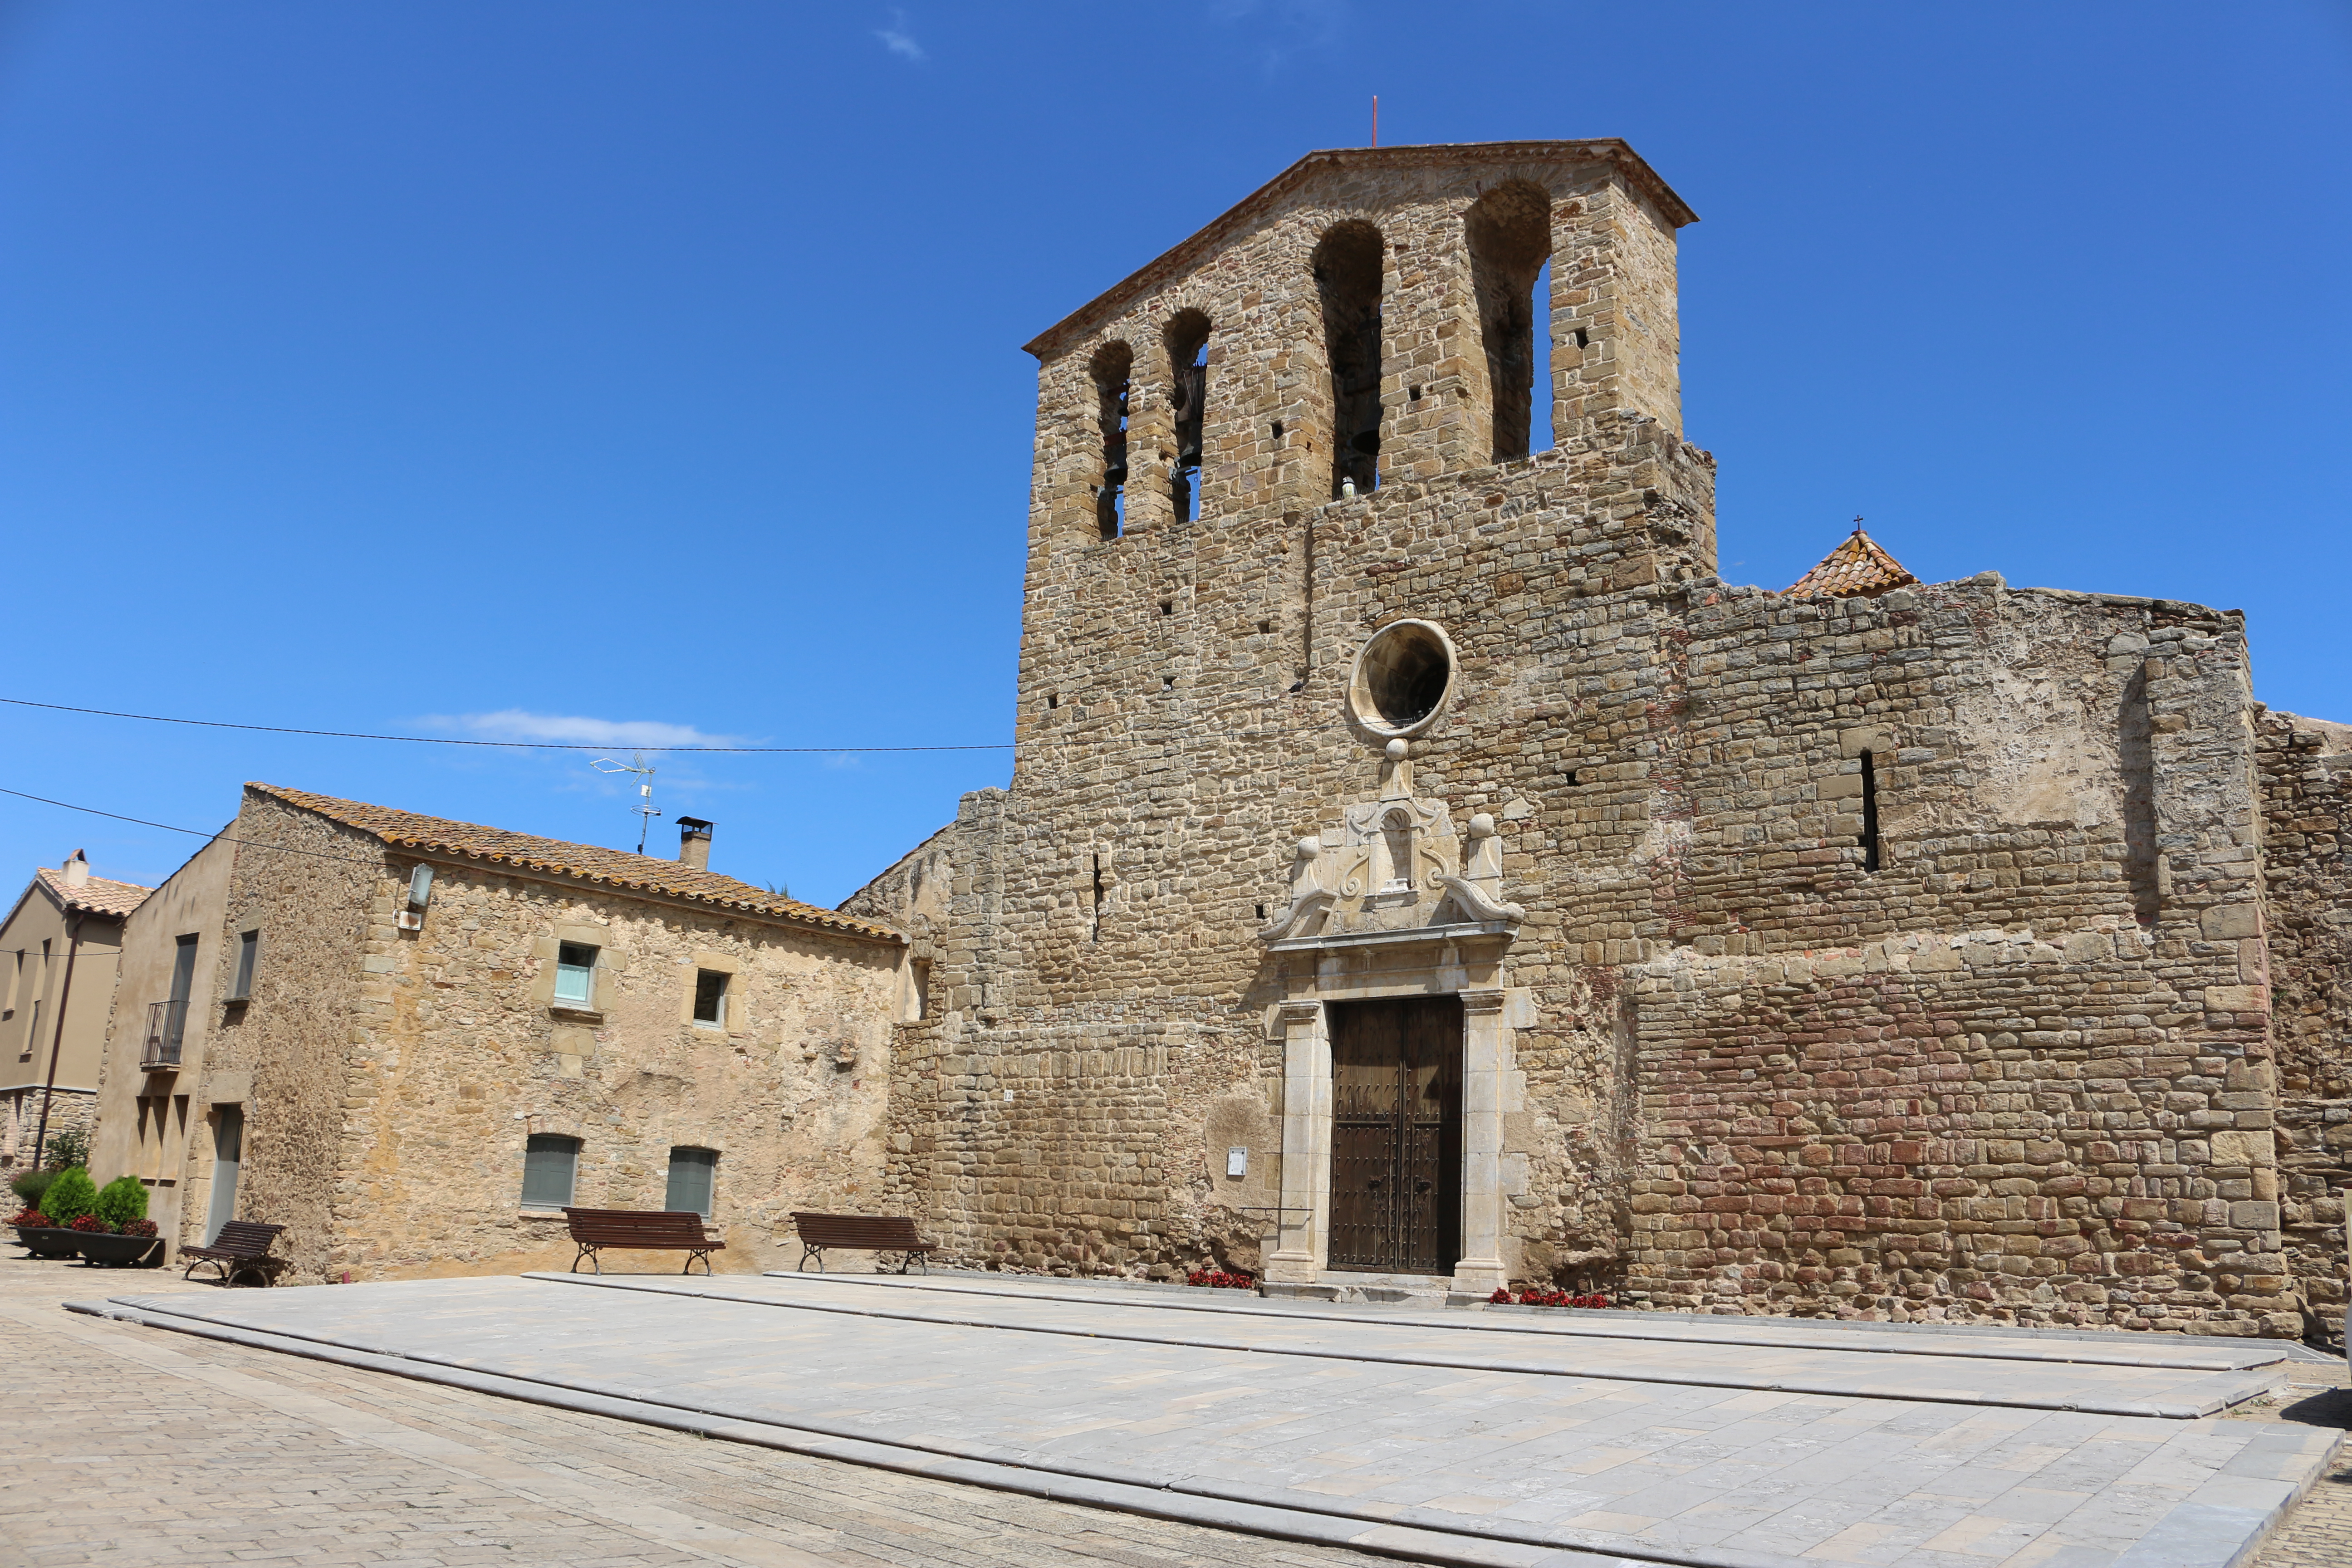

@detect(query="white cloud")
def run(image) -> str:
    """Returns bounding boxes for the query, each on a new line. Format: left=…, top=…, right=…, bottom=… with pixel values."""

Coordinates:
left=875, top=9, right=925, bottom=62
left=419, top=709, right=739, bottom=750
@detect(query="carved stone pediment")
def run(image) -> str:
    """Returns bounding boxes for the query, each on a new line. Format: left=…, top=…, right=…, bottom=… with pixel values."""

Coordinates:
left=1259, top=776, right=1521, bottom=949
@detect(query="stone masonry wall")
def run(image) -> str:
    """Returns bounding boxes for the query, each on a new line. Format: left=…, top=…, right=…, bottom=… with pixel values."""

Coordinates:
left=2255, top=709, right=2352, bottom=1339
left=325, top=852, right=901, bottom=1282
left=200, top=792, right=384, bottom=1280
left=853, top=142, right=2295, bottom=1334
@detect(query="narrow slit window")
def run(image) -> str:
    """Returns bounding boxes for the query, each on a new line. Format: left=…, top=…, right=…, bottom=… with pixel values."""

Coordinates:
left=1859, top=750, right=1882, bottom=872
left=1090, top=853, right=1106, bottom=943
left=1090, top=342, right=1132, bottom=541
left=554, top=942, right=598, bottom=1008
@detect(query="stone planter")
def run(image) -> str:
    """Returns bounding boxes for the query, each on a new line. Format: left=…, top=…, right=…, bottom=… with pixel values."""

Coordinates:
left=11, top=1226, right=83, bottom=1259
left=74, top=1231, right=164, bottom=1267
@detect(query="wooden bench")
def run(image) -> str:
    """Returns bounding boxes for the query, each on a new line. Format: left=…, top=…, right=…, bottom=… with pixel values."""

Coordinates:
left=561, top=1208, right=724, bottom=1274
left=789, top=1212, right=934, bottom=1274
left=180, top=1221, right=286, bottom=1287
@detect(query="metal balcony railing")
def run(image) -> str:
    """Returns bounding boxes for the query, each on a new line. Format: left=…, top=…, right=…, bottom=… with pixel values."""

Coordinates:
left=142, top=998, right=189, bottom=1069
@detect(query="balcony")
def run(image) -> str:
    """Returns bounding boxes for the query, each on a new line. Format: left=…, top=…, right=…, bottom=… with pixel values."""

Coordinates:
left=142, top=999, right=189, bottom=1070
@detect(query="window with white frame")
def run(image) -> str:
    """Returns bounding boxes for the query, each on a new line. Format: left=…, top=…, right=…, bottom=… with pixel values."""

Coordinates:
left=520, top=1134, right=580, bottom=1210
left=553, top=942, right=598, bottom=1008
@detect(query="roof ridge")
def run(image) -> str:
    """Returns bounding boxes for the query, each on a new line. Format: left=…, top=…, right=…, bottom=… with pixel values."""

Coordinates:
left=247, top=783, right=901, bottom=943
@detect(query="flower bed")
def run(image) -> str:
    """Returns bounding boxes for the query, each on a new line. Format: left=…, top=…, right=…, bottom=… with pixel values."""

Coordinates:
left=1185, top=1269, right=1255, bottom=1289
left=1490, top=1287, right=1613, bottom=1309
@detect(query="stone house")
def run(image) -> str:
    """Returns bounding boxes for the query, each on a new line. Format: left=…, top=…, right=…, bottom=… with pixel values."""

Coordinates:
left=844, top=139, right=2351, bottom=1338
left=0, top=853, right=149, bottom=1168
left=89, top=783, right=903, bottom=1283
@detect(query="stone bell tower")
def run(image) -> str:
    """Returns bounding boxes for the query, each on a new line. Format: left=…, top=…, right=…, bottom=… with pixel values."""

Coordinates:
left=851, top=141, right=1717, bottom=1299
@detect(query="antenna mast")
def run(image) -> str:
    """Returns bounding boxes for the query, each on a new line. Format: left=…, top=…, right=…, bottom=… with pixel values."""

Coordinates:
left=588, top=752, right=662, bottom=854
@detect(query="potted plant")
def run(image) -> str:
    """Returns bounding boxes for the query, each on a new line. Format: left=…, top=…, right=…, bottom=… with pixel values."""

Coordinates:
left=11, top=1165, right=95, bottom=1258
left=74, top=1177, right=163, bottom=1266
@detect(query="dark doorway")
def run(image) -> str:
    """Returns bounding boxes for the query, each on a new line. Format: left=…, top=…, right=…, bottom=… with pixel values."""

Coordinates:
left=1327, top=995, right=1462, bottom=1274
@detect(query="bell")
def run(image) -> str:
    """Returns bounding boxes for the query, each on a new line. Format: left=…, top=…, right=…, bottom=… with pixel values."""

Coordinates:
left=1102, top=459, right=1128, bottom=486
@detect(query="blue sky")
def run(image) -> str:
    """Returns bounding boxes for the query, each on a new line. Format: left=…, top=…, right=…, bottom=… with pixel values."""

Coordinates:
left=3, top=2, right=2347, bottom=904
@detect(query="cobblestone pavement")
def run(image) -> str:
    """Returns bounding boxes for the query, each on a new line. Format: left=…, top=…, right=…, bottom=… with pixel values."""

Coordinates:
left=0, top=1251, right=1399, bottom=1568
left=65, top=1266, right=2352, bottom=1568
left=2225, top=1349, right=2352, bottom=1568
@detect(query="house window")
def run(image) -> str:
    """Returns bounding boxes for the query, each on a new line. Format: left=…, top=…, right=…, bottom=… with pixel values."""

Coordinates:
left=520, top=1133, right=581, bottom=1210
left=226, top=930, right=260, bottom=1002
left=554, top=943, right=598, bottom=1008
left=665, top=1146, right=717, bottom=1217
left=162, top=934, right=199, bottom=1056
left=691, top=969, right=728, bottom=1026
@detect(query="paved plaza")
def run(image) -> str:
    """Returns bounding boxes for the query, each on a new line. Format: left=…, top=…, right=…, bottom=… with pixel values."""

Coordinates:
left=5, top=1257, right=2339, bottom=1568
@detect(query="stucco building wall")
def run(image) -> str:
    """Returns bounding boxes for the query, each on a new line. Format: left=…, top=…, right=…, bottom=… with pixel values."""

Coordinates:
left=88, top=831, right=236, bottom=1245
left=0, top=867, right=133, bottom=1166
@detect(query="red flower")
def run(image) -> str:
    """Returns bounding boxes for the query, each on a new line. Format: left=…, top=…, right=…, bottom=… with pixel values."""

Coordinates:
left=9, top=1209, right=50, bottom=1228
left=68, top=1215, right=114, bottom=1234
left=121, top=1219, right=159, bottom=1238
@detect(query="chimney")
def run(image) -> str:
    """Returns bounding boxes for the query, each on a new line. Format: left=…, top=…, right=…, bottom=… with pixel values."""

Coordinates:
left=676, top=818, right=714, bottom=872
left=62, top=849, right=89, bottom=890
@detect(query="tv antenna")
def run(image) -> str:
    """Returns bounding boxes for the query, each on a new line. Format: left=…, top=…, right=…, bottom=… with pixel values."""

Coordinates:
left=589, top=752, right=662, bottom=854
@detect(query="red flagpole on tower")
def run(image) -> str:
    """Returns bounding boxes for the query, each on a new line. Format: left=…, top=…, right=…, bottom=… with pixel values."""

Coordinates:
left=1372, top=96, right=1378, bottom=147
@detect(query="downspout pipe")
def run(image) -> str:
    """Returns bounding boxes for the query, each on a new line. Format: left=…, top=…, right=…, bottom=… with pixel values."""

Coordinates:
left=32, top=911, right=83, bottom=1168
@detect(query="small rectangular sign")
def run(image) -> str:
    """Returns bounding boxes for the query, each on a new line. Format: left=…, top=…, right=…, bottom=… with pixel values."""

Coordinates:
left=1226, top=1146, right=1248, bottom=1178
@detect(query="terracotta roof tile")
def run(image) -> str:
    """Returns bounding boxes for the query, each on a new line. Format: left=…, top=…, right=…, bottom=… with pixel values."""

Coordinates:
left=32, top=867, right=152, bottom=919
left=1785, top=529, right=1920, bottom=600
left=249, top=784, right=902, bottom=943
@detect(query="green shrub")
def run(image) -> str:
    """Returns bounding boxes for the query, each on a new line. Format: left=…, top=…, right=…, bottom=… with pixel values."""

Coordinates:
left=41, top=1166, right=97, bottom=1228
left=44, top=1128, right=88, bottom=1171
left=93, top=1176, right=149, bottom=1230
left=8, top=1166, right=55, bottom=1209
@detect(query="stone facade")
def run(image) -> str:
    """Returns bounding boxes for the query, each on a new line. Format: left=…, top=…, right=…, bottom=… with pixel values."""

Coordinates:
left=88, top=785, right=903, bottom=1284
left=2253, top=710, right=2352, bottom=1337
left=844, top=140, right=2336, bottom=1337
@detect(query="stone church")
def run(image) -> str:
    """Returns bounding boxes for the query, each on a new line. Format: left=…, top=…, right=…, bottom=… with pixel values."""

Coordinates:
left=846, top=139, right=2350, bottom=1338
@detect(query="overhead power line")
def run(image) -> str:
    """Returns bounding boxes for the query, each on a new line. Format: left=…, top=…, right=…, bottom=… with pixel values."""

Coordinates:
left=0, top=786, right=388, bottom=867
left=0, top=696, right=1014, bottom=753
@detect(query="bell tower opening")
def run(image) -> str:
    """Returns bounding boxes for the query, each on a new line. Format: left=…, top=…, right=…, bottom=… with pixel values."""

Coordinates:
left=1313, top=220, right=1383, bottom=499
left=1164, top=309, right=1210, bottom=522
left=1090, top=341, right=1132, bottom=540
left=1465, top=181, right=1552, bottom=464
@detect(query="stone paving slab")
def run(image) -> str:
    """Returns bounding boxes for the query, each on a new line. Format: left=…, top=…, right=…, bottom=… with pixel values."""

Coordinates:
left=771, top=1269, right=2318, bottom=1372
left=78, top=1274, right=2342, bottom=1568
left=576, top=1271, right=2283, bottom=1417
